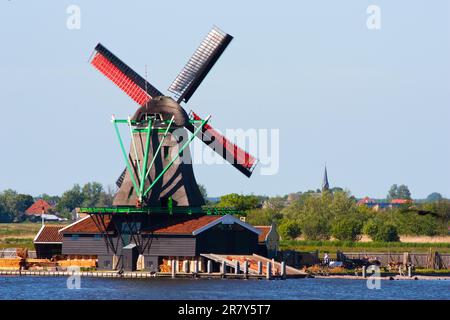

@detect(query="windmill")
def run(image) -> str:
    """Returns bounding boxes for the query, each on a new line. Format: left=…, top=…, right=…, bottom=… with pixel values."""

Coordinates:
left=89, top=26, right=258, bottom=210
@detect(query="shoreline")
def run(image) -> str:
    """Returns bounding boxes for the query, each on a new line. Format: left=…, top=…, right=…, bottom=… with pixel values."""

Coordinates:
left=0, top=270, right=449, bottom=281
left=314, top=274, right=450, bottom=281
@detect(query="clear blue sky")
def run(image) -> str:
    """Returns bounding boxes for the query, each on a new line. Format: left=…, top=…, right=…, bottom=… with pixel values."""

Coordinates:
left=0, top=1, right=449, bottom=199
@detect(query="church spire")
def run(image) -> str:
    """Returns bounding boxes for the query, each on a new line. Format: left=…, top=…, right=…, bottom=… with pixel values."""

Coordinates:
left=322, top=165, right=329, bottom=192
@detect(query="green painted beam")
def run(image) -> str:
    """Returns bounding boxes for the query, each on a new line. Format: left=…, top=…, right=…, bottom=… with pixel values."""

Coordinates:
left=142, top=116, right=211, bottom=198
left=139, top=118, right=152, bottom=201
left=78, top=206, right=239, bottom=215
left=112, top=116, right=140, bottom=198
left=143, top=116, right=175, bottom=184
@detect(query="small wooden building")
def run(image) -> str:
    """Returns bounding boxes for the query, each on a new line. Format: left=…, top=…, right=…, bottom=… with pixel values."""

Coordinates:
left=33, top=225, right=63, bottom=259
left=255, top=224, right=279, bottom=259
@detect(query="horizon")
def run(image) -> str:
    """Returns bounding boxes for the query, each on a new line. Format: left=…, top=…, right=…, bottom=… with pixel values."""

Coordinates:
left=0, top=1, right=449, bottom=199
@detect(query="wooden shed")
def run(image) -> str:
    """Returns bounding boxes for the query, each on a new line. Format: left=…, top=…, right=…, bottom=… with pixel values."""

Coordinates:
left=33, top=225, right=63, bottom=259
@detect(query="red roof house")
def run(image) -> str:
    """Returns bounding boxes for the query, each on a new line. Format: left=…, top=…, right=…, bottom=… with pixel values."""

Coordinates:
left=25, top=199, right=52, bottom=216
left=390, top=199, right=412, bottom=204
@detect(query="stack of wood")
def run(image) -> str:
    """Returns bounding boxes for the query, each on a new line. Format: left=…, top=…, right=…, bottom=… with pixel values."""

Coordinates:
left=26, top=259, right=57, bottom=269
left=58, top=259, right=97, bottom=268
left=0, top=258, right=22, bottom=269
left=159, top=259, right=171, bottom=273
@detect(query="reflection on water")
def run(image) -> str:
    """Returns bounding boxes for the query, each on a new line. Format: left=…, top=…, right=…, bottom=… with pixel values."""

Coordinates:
left=0, top=276, right=449, bottom=300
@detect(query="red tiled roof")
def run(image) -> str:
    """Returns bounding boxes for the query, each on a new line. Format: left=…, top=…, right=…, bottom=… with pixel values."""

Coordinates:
left=25, top=199, right=52, bottom=215
left=391, top=199, right=411, bottom=204
left=146, top=215, right=222, bottom=235
left=357, top=197, right=375, bottom=205
left=60, top=216, right=112, bottom=234
left=255, top=226, right=271, bottom=243
left=60, top=214, right=255, bottom=236
left=34, top=226, right=63, bottom=243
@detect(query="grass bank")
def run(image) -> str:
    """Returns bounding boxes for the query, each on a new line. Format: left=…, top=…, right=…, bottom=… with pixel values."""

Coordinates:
left=0, top=222, right=68, bottom=250
left=280, top=240, right=450, bottom=254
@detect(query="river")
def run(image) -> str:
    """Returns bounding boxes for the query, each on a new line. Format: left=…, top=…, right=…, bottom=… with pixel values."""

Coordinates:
left=0, top=276, right=449, bottom=300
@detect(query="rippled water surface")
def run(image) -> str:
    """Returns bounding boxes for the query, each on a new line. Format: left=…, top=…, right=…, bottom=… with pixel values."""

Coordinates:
left=0, top=276, right=448, bottom=300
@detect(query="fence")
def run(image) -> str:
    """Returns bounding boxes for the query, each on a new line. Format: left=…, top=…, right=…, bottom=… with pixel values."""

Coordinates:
left=342, top=251, right=449, bottom=269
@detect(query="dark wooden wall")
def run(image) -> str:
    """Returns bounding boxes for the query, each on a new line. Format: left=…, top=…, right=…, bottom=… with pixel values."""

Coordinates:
left=62, top=235, right=113, bottom=256
left=144, top=236, right=196, bottom=256
left=35, top=244, right=62, bottom=259
left=195, top=224, right=259, bottom=255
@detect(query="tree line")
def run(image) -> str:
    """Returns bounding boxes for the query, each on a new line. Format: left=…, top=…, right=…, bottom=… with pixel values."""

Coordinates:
left=214, top=185, right=450, bottom=242
left=1, top=182, right=448, bottom=242
left=0, top=182, right=114, bottom=222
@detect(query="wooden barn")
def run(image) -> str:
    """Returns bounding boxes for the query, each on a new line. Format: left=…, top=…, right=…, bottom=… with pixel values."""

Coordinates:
left=57, top=213, right=269, bottom=271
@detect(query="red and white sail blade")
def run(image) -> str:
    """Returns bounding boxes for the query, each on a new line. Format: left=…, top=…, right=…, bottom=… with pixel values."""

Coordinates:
left=90, top=43, right=163, bottom=106
left=190, top=111, right=257, bottom=177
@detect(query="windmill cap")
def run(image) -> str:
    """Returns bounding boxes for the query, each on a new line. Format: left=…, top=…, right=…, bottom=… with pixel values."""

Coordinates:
left=131, top=96, right=189, bottom=126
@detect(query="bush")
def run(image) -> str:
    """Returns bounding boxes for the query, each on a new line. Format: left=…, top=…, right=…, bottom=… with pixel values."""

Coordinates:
left=363, top=219, right=379, bottom=239
left=364, top=219, right=399, bottom=242
left=301, top=215, right=331, bottom=240
left=245, top=208, right=282, bottom=226
left=278, top=220, right=301, bottom=240
left=375, top=224, right=400, bottom=242
left=331, top=216, right=363, bottom=241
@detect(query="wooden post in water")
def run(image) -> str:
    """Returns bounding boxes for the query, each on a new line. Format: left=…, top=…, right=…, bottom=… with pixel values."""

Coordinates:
left=183, top=260, right=189, bottom=273
left=281, top=261, right=286, bottom=279
left=235, top=261, right=240, bottom=275
left=362, top=266, right=366, bottom=278
left=243, top=261, right=248, bottom=278
left=257, top=261, right=262, bottom=275
left=193, top=260, right=199, bottom=275
left=171, top=260, right=176, bottom=279
left=221, top=260, right=226, bottom=277
left=408, top=266, right=412, bottom=277
left=266, top=261, right=272, bottom=280
left=207, top=260, right=212, bottom=274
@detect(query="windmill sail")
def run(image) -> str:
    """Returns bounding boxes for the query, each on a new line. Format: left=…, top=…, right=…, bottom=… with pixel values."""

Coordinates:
left=168, top=26, right=233, bottom=103
left=189, top=111, right=257, bottom=177
left=90, top=43, right=163, bottom=105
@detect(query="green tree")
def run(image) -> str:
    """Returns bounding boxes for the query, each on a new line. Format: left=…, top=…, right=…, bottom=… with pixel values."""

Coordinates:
left=363, top=218, right=399, bottom=242
left=96, top=185, right=115, bottom=207
left=246, top=208, right=282, bottom=226
left=56, top=184, right=84, bottom=215
left=301, top=214, right=331, bottom=240
left=363, top=219, right=379, bottom=239
left=331, top=216, right=363, bottom=241
left=0, top=189, right=34, bottom=222
left=0, top=200, right=8, bottom=222
left=81, top=182, right=105, bottom=207
left=198, top=184, right=208, bottom=202
left=387, top=184, right=411, bottom=200
left=376, top=224, right=400, bottom=242
left=278, top=220, right=301, bottom=240
left=426, top=192, right=443, bottom=202
left=263, top=196, right=287, bottom=211
left=216, top=193, right=260, bottom=213
left=56, top=182, right=115, bottom=215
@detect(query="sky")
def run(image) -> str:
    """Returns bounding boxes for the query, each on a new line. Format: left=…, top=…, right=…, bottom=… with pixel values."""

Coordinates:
left=0, top=0, right=449, bottom=199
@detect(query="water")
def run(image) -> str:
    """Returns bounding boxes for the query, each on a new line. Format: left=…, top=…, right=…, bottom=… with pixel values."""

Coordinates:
left=0, top=277, right=448, bottom=300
